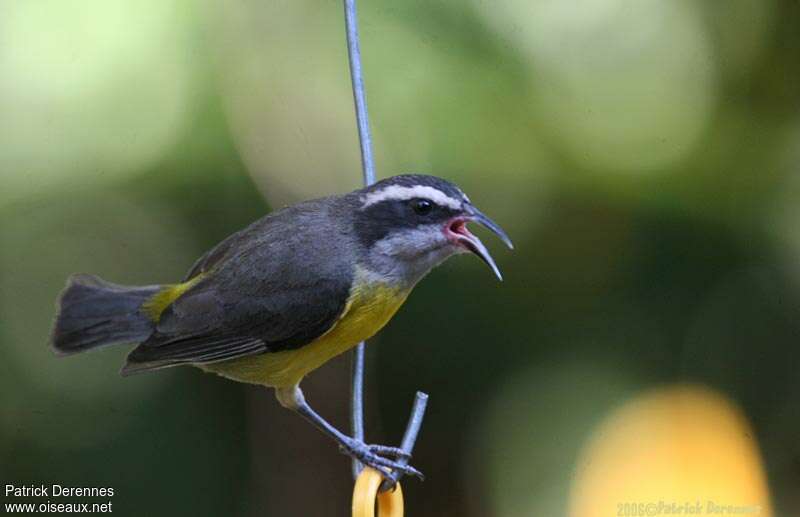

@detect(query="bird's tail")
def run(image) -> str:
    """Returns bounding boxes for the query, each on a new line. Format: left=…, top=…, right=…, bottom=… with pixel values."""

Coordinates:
left=51, top=274, right=162, bottom=355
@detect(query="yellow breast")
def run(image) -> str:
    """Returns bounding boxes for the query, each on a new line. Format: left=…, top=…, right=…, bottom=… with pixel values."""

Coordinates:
left=200, top=268, right=410, bottom=388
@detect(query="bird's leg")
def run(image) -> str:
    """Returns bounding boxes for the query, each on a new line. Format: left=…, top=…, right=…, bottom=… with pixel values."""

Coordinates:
left=275, top=385, right=423, bottom=479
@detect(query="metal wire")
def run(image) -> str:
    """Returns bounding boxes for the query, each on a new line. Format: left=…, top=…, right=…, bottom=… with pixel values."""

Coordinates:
left=343, top=0, right=428, bottom=483
left=344, top=0, right=373, bottom=479
left=379, top=392, right=429, bottom=492
left=344, top=0, right=376, bottom=186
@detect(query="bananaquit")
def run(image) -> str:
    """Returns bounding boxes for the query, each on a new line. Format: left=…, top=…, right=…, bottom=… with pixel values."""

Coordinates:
left=51, top=174, right=512, bottom=477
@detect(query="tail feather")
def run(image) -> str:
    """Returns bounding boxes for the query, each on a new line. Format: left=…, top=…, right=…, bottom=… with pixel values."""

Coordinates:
left=51, top=274, right=161, bottom=355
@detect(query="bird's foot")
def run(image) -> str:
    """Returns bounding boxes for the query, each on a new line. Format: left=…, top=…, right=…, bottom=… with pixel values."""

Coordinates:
left=365, top=444, right=410, bottom=459
left=339, top=438, right=424, bottom=480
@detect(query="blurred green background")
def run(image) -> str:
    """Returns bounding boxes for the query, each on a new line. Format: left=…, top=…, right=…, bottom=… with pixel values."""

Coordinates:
left=2, top=0, right=800, bottom=515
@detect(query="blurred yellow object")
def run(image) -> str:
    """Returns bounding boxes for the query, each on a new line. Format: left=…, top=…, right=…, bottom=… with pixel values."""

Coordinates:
left=569, top=384, right=772, bottom=517
left=352, top=468, right=404, bottom=517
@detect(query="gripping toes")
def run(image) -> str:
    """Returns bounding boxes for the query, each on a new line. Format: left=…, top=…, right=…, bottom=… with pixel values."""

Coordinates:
left=363, top=453, right=424, bottom=479
left=340, top=439, right=424, bottom=480
left=366, top=444, right=411, bottom=459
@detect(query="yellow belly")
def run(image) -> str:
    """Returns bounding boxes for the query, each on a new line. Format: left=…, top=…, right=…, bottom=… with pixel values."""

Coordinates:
left=199, top=274, right=409, bottom=388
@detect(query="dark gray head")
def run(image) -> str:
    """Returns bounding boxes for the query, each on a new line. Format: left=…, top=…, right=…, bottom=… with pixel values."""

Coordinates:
left=350, top=174, right=513, bottom=284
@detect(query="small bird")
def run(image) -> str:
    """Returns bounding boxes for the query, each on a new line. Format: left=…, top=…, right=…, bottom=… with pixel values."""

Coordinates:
left=50, top=174, right=512, bottom=478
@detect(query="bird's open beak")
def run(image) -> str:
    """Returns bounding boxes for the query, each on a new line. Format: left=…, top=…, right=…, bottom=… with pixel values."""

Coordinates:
left=448, top=206, right=513, bottom=281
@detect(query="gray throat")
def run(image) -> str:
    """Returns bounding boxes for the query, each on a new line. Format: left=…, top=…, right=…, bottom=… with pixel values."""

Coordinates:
left=359, top=242, right=458, bottom=289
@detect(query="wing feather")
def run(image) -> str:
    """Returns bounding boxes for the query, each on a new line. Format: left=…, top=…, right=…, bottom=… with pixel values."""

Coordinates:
left=124, top=197, right=356, bottom=373
left=122, top=335, right=267, bottom=375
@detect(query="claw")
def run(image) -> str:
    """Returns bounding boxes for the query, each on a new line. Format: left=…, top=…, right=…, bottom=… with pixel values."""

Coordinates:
left=398, top=464, right=424, bottom=480
left=339, top=438, right=424, bottom=481
left=367, top=454, right=423, bottom=478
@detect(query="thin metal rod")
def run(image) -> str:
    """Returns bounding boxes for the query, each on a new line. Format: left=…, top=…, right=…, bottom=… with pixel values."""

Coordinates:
left=380, top=392, right=429, bottom=492
left=344, top=0, right=376, bottom=184
left=344, top=0, right=375, bottom=479
left=343, top=0, right=429, bottom=484
left=350, top=342, right=366, bottom=477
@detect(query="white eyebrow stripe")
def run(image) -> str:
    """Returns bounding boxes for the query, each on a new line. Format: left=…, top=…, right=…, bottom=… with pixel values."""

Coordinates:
left=362, top=185, right=462, bottom=210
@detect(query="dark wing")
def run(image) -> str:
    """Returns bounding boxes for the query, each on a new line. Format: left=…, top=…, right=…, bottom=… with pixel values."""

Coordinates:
left=122, top=197, right=356, bottom=374
left=182, top=227, right=248, bottom=281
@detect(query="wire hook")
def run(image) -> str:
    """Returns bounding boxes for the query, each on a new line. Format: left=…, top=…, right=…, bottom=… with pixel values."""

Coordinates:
left=343, top=0, right=429, bottom=502
left=342, top=0, right=429, bottom=485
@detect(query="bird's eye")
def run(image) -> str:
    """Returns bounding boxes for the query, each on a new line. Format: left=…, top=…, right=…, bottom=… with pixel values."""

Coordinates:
left=410, top=198, right=433, bottom=215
